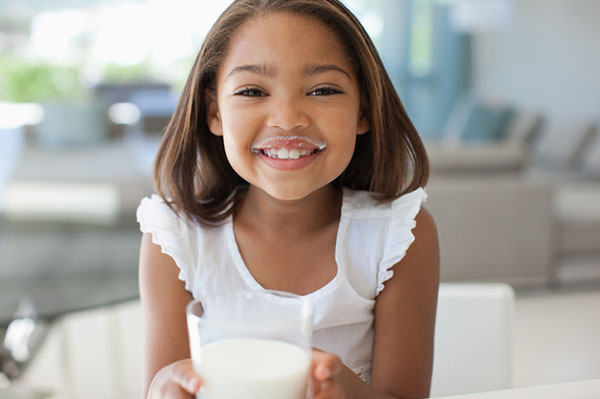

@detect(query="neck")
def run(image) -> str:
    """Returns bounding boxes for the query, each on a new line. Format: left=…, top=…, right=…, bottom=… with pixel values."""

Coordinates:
left=234, top=184, right=342, bottom=236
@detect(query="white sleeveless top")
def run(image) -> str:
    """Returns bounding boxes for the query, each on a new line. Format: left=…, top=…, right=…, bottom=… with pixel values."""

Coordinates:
left=137, top=187, right=427, bottom=383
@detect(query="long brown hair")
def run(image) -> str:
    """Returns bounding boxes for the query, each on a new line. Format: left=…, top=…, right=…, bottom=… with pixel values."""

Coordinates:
left=154, top=0, right=429, bottom=226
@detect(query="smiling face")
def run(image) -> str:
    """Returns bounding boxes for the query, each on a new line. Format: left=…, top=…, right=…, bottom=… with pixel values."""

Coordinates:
left=206, top=11, right=370, bottom=201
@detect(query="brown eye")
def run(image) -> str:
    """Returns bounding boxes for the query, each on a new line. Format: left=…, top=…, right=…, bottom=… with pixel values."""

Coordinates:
left=309, top=86, right=342, bottom=96
left=234, top=87, right=268, bottom=97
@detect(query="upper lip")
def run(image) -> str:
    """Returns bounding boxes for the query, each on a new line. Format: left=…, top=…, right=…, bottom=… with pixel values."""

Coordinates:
left=251, top=135, right=327, bottom=150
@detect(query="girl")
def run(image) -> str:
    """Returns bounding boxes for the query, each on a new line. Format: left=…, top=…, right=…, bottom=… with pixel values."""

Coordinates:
left=137, top=0, right=439, bottom=398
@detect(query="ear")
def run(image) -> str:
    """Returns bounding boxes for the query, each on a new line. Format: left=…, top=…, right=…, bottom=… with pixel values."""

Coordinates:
left=356, top=99, right=370, bottom=135
left=205, top=89, right=223, bottom=136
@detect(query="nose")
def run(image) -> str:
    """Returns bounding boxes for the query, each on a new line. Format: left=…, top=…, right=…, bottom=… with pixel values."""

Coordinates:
left=265, top=96, right=310, bottom=132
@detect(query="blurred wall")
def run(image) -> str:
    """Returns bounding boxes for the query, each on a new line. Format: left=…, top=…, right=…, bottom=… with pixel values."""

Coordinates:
left=471, top=0, right=600, bottom=119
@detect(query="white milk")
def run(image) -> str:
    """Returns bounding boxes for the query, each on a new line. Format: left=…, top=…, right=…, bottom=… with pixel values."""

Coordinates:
left=194, top=338, right=310, bottom=399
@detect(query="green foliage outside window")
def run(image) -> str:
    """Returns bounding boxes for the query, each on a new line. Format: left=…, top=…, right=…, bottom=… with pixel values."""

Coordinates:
left=0, top=57, right=167, bottom=103
left=101, top=61, right=156, bottom=85
left=0, top=57, right=87, bottom=103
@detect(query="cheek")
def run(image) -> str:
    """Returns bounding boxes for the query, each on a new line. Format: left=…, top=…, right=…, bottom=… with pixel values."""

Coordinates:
left=221, top=106, right=262, bottom=141
left=222, top=106, right=244, bottom=129
left=219, top=115, right=257, bottom=180
left=320, top=109, right=361, bottom=145
left=221, top=132, right=250, bottom=174
left=338, top=139, right=358, bottom=170
left=221, top=140, right=253, bottom=184
left=325, top=132, right=357, bottom=173
left=320, top=100, right=362, bottom=129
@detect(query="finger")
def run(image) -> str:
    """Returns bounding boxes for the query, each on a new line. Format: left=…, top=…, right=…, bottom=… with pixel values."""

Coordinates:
left=170, top=360, right=203, bottom=393
left=148, top=376, right=193, bottom=399
left=151, top=383, right=194, bottom=399
left=311, top=351, right=342, bottom=381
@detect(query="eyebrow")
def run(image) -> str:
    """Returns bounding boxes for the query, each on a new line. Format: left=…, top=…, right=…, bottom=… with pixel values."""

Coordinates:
left=303, top=64, right=352, bottom=80
left=226, top=63, right=277, bottom=80
left=225, top=63, right=352, bottom=81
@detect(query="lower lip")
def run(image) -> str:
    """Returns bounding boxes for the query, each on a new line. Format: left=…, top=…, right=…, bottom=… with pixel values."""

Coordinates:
left=257, top=151, right=321, bottom=171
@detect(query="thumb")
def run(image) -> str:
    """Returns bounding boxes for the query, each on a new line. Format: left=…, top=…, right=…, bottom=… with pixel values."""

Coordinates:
left=311, top=349, right=343, bottom=381
left=170, top=359, right=203, bottom=393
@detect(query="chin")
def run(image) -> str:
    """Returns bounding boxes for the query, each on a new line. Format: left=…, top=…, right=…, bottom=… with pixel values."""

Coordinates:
left=264, top=188, right=311, bottom=202
left=257, top=182, right=326, bottom=202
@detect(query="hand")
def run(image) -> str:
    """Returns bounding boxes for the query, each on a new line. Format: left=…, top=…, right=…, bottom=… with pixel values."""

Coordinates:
left=310, top=349, right=347, bottom=399
left=146, top=359, right=202, bottom=399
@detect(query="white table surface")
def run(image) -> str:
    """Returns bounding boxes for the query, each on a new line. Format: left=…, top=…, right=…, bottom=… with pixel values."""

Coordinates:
left=435, top=379, right=600, bottom=399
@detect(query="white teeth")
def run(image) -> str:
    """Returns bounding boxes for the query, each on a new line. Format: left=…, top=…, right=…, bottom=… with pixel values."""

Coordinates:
left=277, top=148, right=289, bottom=159
left=262, top=148, right=314, bottom=159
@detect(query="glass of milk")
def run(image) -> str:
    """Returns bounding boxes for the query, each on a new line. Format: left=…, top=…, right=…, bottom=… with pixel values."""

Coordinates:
left=186, top=290, right=313, bottom=399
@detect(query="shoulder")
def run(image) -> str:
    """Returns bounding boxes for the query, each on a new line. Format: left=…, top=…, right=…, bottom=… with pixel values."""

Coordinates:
left=340, top=187, right=433, bottom=297
left=413, top=207, right=438, bottom=247
left=137, top=194, right=214, bottom=243
left=378, top=203, right=439, bottom=296
left=137, top=194, right=183, bottom=223
left=137, top=194, right=193, bottom=255
left=405, top=206, right=439, bottom=285
left=137, top=195, right=222, bottom=294
left=342, top=187, right=427, bottom=220
left=380, top=188, right=435, bottom=293
left=341, top=187, right=431, bottom=262
left=382, top=203, right=439, bottom=286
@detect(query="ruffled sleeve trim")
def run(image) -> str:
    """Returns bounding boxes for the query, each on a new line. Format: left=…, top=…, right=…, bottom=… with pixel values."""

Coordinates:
left=376, top=188, right=428, bottom=296
left=136, top=195, right=193, bottom=292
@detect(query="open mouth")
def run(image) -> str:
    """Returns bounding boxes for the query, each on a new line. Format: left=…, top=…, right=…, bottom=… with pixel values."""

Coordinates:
left=252, top=147, right=321, bottom=160
left=250, top=135, right=327, bottom=161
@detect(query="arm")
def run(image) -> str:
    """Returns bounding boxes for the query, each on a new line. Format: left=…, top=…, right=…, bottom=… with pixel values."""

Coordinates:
left=139, top=232, right=199, bottom=398
left=311, top=208, right=440, bottom=399
left=370, top=207, right=440, bottom=398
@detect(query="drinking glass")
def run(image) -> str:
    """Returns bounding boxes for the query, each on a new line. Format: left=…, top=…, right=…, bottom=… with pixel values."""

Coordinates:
left=186, top=289, right=313, bottom=399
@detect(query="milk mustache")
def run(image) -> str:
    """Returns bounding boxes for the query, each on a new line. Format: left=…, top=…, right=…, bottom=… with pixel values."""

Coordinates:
left=194, top=337, right=310, bottom=399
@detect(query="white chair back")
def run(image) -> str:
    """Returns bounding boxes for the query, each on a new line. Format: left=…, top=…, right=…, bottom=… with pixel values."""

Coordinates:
left=430, top=283, right=514, bottom=397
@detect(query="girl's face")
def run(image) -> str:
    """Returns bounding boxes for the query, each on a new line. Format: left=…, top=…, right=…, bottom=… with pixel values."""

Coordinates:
left=207, top=11, right=369, bottom=201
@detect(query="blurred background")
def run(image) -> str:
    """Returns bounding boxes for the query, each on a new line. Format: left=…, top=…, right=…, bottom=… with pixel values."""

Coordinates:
left=1, top=0, right=599, bottom=398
